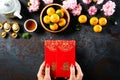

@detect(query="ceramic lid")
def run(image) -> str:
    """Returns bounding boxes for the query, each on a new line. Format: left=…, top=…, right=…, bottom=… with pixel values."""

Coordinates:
left=0, top=0, right=16, bottom=14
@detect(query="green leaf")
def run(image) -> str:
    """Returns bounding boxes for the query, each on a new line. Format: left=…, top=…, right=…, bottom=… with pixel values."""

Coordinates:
left=22, top=33, right=31, bottom=39
left=56, top=12, right=62, bottom=17
left=75, top=27, right=80, bottom=30
left=75, top=24, right=81, bottom=31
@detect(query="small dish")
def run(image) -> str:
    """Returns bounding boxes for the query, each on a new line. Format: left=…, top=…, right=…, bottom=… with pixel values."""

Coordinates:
left=24, top=19, right=37, bottom=32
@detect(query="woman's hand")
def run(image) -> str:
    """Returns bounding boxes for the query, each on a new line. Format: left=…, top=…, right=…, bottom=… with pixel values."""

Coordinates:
left=37, top=61, right=83, bottom=80
left=68, top=62, right=83, bottom=80
left=37, top=61, right=51, bottom=80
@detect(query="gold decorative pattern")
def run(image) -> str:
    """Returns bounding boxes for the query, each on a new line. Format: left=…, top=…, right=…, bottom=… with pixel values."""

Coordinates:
left=51, top=62, right=56, bottom=71
left=45, top=40, right=58, bottom=51
left=58, top=40, right=75, bottom=52
left=62, top=62, right=69, bottom=71
left=45, top=40, right=75, bottom=52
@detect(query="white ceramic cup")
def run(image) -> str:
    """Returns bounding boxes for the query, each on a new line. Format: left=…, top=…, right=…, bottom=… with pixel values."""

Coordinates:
left=24, top=19, right=37, bottom=32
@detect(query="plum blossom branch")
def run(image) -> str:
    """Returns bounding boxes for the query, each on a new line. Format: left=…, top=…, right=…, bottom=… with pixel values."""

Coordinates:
left=62, top=0, right=82, bottom=16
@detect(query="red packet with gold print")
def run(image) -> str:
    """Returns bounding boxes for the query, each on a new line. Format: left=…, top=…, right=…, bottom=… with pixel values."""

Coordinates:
left=45, top=40, right=75, bottom=78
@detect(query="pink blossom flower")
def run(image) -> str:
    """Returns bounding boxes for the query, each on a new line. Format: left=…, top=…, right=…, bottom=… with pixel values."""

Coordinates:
left=71, top=4, right=82, bottom=16
left=97, top=0, right=104, bottom=4
left=101, top=1, right=116, bottom=16
left=62, top=0, right=77, bottom=10
left=103, top=9, right=115, bottom=16
left=42, top=0, right=53, bottom=4
left=28, top=0, right=40, bottom=12
left=62, top=0, right=82, bottom=16
left=62, top=0, right=70, bottom=9
left=82, top=0, right=92, bottom=4
left=88, top=6, right=97, bottom=15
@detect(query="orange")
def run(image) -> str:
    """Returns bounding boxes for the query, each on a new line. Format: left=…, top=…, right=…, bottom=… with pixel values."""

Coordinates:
left=99, top=17, right=107, bottom=26
left=90, top=17, right=98, bottom=26
left=93, top=0, right=97, bottom=3
left=27, top=1, right=31, bottom=7
left=43, top=15, right=50, bottom=24
left=78, top=15, right=87, bottom=23
left=47, top=7, right=55, bottom=16
left=93, top=25, right=102, bottom=32
left=56, top=9, right=64, bottom=17
left=58, top=18, right=66, bottom=27
left=50, top=23, right=58, bottom=31
left=50, top=14, right=60, bottom=23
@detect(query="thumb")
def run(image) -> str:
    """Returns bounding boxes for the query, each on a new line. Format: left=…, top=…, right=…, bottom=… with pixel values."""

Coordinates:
left=44, top=64, right=51, bottom=80
left=69, top=64, right=75, bottom=80
left=45, top=64, right=51, bottom=77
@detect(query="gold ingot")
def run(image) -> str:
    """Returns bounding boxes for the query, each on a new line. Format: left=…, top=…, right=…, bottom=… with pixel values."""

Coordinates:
left=1, top=31, right=7, bottom=38
left=0, top=23, right=3, bottom=29
left=3, top=22, right=11, bottom=32
left=11, top=22, right=20, bottom=33
left=11, top=32, right=18, bottom=38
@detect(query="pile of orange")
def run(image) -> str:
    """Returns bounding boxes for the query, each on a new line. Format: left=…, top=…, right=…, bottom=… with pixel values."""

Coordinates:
left=78, top=15, right=107, bottom=33
left=43, top=7, right=66, bottom=31
left=90, top=17, right=107, bottom=32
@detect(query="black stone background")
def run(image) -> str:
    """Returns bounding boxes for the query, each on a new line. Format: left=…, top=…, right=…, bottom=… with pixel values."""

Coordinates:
left=0, top=0, right=120, bottom=80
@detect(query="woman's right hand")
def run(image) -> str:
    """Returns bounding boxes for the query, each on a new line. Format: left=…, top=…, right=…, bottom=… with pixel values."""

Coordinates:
left=68, top=62, right=83, bottom=80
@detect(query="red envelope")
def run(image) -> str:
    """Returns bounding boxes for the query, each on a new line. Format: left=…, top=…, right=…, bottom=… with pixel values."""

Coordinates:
left=45, top=40, right=76, bottom=78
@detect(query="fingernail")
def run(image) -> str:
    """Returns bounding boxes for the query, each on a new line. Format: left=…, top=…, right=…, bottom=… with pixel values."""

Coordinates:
left=46, top=64, right=49, bottom=68
left=71, top=64, right=74, bottom=67
left=64, top=77, right=68, bottom=79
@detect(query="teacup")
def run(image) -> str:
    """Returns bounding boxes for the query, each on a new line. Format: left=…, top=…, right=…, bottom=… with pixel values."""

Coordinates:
left=24, top=19, right=37, bottom=32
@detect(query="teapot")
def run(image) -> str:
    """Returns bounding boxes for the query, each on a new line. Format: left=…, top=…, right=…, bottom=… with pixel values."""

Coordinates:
left=0, top=0, right=22, bottom=19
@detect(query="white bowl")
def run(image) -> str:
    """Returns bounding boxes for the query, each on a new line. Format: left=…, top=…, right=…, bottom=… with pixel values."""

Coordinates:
left=24, top=19, right=37, bottom=32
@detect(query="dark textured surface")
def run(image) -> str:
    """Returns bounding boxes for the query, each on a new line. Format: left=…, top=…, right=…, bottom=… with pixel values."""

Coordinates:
left=0, top=0, right=120, bottom=80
